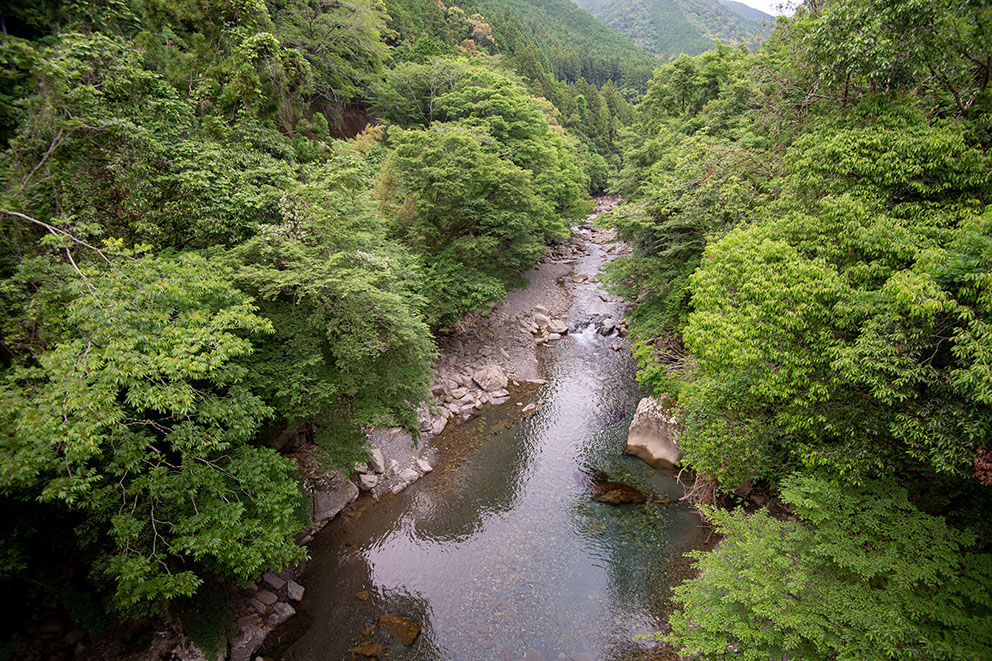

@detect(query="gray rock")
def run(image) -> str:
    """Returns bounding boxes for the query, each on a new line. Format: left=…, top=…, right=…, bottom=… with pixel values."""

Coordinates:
left=474, top=365, right=508, bottom=392
left=261, top=572, right=285, bottom=590
left=599, top=319, right=616, bottom=335
left=490, top=396, right=510, bottom=406
left=548, top=318, right=568, bottom=334
left=450, top=386, right=468, bottom=399
left=359, top=473, right=379, bottom=491
left=268, top=602, right=295, bottom=626
left=532, top=312, right=551, bottom=329
left=255, top=589, right=278, bottom=606
left=368, top=446, right=385, bottom=473
left=491, top=388, right=509, bottom=398
left=521, top=403, right=537, bottom=413
left=626, top=395, right=683, bottom=469
left=388, top=459, right=400, bottom=475
left=533, top=305, right=550, bottom=315
left=460, top=403, right=477, bottom=415
left=416, top=458, right=433, bottom=473
left=354, top=461, right=370, bottom=474
left=548, top=333, right=561, bottom=341
left=229, top=615, right=267, bottom=661
left=248, top=598, right=266, bottom=614
left=431, top=415, right=447, bottom=435
left=286, top=580, right=305, bottom=602
left=397, top=467, right=419, bottom=483
left=309, top=471, right=359, bottom=524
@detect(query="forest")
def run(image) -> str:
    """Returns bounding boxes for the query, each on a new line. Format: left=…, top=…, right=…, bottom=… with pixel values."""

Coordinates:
left=606, top=0, right=992, bottom=657
left=0, top=0, right=990, bottom=658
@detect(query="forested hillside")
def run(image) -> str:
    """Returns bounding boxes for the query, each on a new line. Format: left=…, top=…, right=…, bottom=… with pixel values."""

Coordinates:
left=0, top=0, right=633, bottom=647
left=572, top=0, right=772, bottom=57
left=605, top=0, right=992, bottom=656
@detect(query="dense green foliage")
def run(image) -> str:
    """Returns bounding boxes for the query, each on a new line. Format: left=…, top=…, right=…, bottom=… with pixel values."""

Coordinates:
left=0, top=0, right=601, bottom=636
left=607, top=0, right=992, bottom=656
left=573, top=0, right=772, bottom=58
left=668, top=475, right=992, bottom=659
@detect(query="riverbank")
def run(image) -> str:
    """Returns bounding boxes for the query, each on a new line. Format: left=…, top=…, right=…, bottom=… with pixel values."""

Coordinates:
left=252, top=195, right=710, bottom=660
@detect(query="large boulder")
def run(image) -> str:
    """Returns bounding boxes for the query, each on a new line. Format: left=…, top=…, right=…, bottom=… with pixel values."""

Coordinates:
left=625, top=396, right=682, bottom=469
left=472, top=365, right=508, bottom=392
left=308, top=471, right=359, bottom=524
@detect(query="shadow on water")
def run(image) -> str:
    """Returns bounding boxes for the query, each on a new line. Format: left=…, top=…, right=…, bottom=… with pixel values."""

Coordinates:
left=268, top=246, right=706, bottom=661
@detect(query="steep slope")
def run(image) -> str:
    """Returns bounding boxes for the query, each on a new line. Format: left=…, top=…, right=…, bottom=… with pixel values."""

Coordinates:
left=478, top=0, right=663, bottom=87
left=384, top=0, right=661, bottom=88
left=572, top=0, right=773, bottom=57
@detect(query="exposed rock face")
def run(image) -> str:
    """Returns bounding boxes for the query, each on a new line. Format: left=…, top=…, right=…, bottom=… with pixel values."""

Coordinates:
left=230, top=615, right=267, bottom=661
left=308, top=471, right=359, bottom=524
left=625, top=395, right=682, bottom=469
left=378, top=614, right=421, bottom=646
left=472, top=365, right=509, bottom=392
left=368, top=446, right=385, bottom=473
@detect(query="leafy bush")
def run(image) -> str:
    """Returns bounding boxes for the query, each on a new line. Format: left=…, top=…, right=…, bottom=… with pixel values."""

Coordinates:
left=667, top=475, right=992, bottom=660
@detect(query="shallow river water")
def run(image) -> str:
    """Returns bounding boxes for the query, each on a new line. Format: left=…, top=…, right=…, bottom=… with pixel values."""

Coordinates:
left=271, top=240, right=705, bottom=660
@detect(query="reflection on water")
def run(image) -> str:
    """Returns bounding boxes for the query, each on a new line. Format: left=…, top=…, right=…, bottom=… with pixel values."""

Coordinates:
left=274, top=249, right=705, bottom=661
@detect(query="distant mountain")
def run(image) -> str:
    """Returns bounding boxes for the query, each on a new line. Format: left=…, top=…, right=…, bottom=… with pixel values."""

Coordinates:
left=571, top=0, right=773, bottom=58
left=477, top=0, right=662, bottom=86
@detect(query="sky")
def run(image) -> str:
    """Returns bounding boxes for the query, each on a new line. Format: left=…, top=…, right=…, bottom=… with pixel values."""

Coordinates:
left=734, top=0, right=796, bottom=16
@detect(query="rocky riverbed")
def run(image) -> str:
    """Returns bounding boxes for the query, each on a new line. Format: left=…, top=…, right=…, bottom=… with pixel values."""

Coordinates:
left=216, top=197, right=633, bottom=660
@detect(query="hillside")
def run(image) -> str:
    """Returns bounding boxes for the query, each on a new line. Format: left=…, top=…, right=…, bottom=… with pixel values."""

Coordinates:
left=399, top=0, right=663, bottom=88
left=571, top=0, right=773, bottom=57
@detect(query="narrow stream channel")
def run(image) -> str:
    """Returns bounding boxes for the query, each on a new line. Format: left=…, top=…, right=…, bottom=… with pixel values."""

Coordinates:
left=270, top=238, right=706, bottom=660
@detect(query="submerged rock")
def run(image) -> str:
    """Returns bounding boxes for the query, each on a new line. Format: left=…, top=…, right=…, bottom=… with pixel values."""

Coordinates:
left=351, top=643, right=383, bottom=657
left=581, top=468, right=647, bottom=505
left=378, top=613, right=421, bottom=646
left=592, top=481, right=647, bottom=505
left=625, top=395, right=683, bottom=469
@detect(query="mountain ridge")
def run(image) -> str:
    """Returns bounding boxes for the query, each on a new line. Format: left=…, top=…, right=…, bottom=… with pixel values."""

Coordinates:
left=571, top=0, right=773, bottom=58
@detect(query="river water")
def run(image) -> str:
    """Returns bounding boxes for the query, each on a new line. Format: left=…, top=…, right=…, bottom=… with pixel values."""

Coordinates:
left=270, top=238, right=705, bottom=660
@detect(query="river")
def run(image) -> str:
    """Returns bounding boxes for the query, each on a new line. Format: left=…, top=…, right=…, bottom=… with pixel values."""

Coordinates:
left=265, top=234, right=705, bottom=660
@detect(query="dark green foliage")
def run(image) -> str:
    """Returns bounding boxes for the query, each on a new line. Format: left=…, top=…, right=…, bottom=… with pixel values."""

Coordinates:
left=230, top=145, right=436, bottom=447
left=0, top=253, right=307, bottom=613
left=380, top=123, right=558, bottom=325
left=667, top=474, right=992, bottom=660
left=475, top=0, right=659, bottom=88
left=374, top=58, right=587, bottom=324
